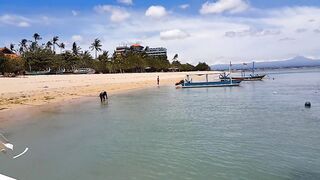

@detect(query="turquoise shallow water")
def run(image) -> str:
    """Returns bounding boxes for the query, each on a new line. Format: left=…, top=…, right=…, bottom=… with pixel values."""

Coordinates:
left=1, top=69, right=320, bottom=180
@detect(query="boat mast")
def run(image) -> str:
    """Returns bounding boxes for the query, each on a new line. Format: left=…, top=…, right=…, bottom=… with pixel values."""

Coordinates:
left=252, top=61, right=255, bottom=75
left=229, top=61, right=232, bottom=75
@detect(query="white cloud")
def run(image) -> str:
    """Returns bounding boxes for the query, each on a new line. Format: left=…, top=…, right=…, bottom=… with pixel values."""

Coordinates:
left=160, top=29, right=190, bottom=40
left=72, top=10, right=79, bottom=16
left=295, top=28, right=307, bottom=33
left=314, top=29, right=320, bottom=33
left=279, top=37, right=295, bottom=41
left=4, top=5, right=320, bottom=64
left=225, top=28, right=281, bottom=37
left=117, top=0, right=133, bottom=5
left=200, top=0, right=249, bottom=14
left=0, top=14, right=31, bottom=27
left=63, top=5, right=320, bottom=63
left=94, top=5, right=130, bottom=22
left=41, top=16, right=51, bottom=25
left=145, top=6, right=167, bottom=19
left=17, top=21, right=30, bottom=27
left=72, top=35, right=83, bottom=42
left=179, top=4, right=190, bottom=10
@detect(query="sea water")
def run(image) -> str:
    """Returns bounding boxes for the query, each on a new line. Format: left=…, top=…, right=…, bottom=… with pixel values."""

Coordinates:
left=0, top=68, right=320, bottom=180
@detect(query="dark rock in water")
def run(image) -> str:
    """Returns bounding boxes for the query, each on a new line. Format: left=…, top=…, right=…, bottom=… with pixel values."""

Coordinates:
left=305, top=102, right=311, bottom=108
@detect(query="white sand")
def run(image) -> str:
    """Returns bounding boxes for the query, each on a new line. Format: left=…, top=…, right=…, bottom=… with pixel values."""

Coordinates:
left=0, top=72, right=216, bottom=111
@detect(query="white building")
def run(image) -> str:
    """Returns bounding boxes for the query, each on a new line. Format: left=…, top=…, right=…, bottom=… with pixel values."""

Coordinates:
left=145, top=47, right=167, bottom=57
left=114, top=44, right=167, bottom=58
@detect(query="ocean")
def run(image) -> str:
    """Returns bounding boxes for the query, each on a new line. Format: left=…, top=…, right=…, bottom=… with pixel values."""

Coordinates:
left=1, top=68, right=320, bottom=180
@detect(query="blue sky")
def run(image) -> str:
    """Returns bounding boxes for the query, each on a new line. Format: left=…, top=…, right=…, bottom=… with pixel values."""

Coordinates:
left=1, top=0, right=320, bottom=64
left=2, top=0, right=320, bottom=10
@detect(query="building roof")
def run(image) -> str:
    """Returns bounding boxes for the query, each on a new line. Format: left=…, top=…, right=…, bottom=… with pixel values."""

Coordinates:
left=0, top=47, right=19, bottom=59
left=131, top=44, right=142, bottom=47
left=0, top=47, right=15, bottom=54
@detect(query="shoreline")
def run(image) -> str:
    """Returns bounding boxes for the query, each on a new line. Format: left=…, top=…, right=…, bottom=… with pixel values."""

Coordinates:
left=0, top=85, right=157, bottom=128
left=0, top=71, right=215, bottom=125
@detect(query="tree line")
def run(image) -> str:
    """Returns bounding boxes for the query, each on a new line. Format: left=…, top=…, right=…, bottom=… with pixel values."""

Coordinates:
left=0, top=33, right=210, bottom=75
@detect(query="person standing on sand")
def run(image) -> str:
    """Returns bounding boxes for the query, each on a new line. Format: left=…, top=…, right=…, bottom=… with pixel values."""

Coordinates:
left=157, top=76, right=160, bottom=86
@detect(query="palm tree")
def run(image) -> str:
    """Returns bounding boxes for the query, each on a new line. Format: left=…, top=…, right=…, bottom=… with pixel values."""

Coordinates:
left=72, top=42, right=81, bottom=56
left=30, top=42, right=37, bottom=52
left=52, top=36, right=59, bottom=53
left=173, top=54, right=178, bottom=60
left=46, top=41, right=53, bottom=50
left=19, top=39, right=30, bottom=71
left=83, top=50, right=91, bottom=56
left=19, top=39, right=28, bottom=54
left=19, top=46, right=24, bottom=55
left=33, top=33, right=42, bottom=43
left=90, top=38, right=102, bottom=59
left=101, top=51, right=109, bottom=59
left=9, top=44, right=15, bottom=52
left=59, top=43, right=65, bottom=53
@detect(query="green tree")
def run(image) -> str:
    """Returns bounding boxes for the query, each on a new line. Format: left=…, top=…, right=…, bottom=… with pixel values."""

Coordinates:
left=0, top=52, right=25, bottom=75
left=97, top=51, right=110, bottom=73
left=46, top=41, right=53, bottom=50
left=60, top=51, right=79, bottom=71
left=173, top=54, right=178, bottom=60
left=194, top=62, right=211, bottom=71
left=9, top=43, right=15, bottom=52
left=0, top=51, right=5, bottom=74
left=23, top=48, right=54, bottom=71
left=19, top=39, right=28, bottom=54
left=181, top=63, right=195, bottom=71
left=90, top=38, right=102, bottom=59
left=72, top=42, right=81, bottom=56
left=29, top=42, right=38, bottom=52
left=113, top=52, right=124, bottom=73
left=33, top=33, right=42, bottom=44
left=52, top=36, right=59, bottom=53
left=59, top=43, right=65, bottom=53
left=79, top=50, right=94, bottom=68
left=171, top=60, right=182, bottom=71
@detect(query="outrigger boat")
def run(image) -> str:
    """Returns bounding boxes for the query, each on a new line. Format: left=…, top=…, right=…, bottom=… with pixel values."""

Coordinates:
left=25, top=68, right=51, bottom=75
left=176, top=73, right=241, bottom=88
left=73, top=68, right=96, bottom=74
left=220, top=73, right=266, bottom=81
left=219, top=62, right=266, bottom=81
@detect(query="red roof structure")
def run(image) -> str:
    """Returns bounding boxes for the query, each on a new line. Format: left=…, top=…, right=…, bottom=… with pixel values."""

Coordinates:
left=0, top=47, right=19, bottom=59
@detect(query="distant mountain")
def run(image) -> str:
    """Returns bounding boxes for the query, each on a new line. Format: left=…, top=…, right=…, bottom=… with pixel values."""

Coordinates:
left=211, top=56, right=320, bottom=71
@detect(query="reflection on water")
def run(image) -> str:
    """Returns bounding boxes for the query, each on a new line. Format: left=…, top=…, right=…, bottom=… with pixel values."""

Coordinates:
left=0, top=69, right=320, bottom=180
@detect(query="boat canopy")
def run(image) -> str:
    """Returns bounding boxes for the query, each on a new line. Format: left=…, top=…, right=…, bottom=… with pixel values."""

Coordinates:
left=186, top=72, right=222, bottom=76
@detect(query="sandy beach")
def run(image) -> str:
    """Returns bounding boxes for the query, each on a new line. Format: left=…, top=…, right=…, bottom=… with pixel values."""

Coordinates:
left=0, top=72, right=214, bottom=113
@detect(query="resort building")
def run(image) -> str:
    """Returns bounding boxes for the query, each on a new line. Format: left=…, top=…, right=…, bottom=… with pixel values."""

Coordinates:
left=145, top=47, right=167, bottom=57
left=0, top=47, right=19, bottom=59
left=115, top=44, right=167, bottom=58
left=115, top=46, right=131, bottom=56
left=130, top=44, right=144, bottom=52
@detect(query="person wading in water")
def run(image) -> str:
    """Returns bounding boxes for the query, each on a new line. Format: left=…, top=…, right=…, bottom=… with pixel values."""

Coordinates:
left=99, top=91, right=108, bottom=102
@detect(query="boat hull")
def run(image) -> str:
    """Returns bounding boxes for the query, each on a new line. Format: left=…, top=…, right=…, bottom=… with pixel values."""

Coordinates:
left=73, top=68, right=96, bottom=74
left=25, top=70, right=51, bottom=75
left=220, top=75, right=266, bottom=81
left=181, top=81, right=241, bottom=88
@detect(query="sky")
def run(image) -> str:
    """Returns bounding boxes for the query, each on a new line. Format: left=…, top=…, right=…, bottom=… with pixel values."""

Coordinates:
left=1, top=0, right=320, bottom=65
